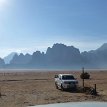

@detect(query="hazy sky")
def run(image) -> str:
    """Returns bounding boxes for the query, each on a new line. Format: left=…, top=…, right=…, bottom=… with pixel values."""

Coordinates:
left=0, top=0, right=107, bottom=58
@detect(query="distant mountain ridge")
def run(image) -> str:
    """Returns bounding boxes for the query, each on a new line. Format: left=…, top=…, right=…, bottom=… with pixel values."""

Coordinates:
left=1, top=43, right=107, bottom=69
left=10, top=53, right=32, bottom=65
left=4, top=52, right=17, bottom=64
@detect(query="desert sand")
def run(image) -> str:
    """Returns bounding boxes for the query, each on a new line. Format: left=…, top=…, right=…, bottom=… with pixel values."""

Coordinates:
left=0, top=69, right=107, bottom=107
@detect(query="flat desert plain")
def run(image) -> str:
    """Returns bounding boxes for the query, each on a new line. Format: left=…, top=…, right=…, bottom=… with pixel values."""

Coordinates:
left=0, top=69, right=107, bottom=107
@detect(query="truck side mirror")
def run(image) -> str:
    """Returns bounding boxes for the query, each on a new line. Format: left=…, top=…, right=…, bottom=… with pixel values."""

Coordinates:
left=59, top=77, right=61, bottom=80
left=55, top=75, right=58, bottom=78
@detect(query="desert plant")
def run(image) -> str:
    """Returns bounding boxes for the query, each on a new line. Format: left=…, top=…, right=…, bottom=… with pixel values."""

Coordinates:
left=80, top=72, right=90, bottom=79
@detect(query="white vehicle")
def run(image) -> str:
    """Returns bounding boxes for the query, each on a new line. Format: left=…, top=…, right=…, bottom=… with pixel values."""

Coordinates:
left=55, top=74, right=78, bottom=90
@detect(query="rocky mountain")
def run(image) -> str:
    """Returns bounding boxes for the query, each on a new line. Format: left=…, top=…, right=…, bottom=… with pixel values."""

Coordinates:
left=0, top=58, right=5, bottom=67
left=10, top=53, right=32, bottom=65
left=45, top=43, right=82, bottom=66
left=3, top=43, right=107, bottom=69
left=82, top=43, right=107, bottom=68
left=4, top=52, right=17, bottom=64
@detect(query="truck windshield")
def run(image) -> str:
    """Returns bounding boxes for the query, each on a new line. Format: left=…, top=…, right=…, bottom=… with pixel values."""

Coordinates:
left=62, top=75, right=75, bottom=80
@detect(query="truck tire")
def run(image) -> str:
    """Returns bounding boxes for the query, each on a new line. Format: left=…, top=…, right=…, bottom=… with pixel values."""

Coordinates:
left=55, top=83, right=58, bottom=89
left=61, top=84, right=64, bottom=91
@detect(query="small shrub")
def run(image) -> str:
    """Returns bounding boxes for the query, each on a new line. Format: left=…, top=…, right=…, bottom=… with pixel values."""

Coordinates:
left=80, top=72, right=90, bottom=79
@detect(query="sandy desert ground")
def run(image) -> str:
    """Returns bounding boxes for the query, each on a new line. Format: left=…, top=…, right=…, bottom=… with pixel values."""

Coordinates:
left=0, top=69, right=107, bottom=107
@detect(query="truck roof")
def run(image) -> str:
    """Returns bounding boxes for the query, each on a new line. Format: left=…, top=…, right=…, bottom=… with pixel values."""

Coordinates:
left=59, top=74, right=74, bottom=76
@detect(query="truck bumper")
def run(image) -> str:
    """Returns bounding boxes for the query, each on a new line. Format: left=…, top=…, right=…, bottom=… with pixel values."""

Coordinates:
left=62, top=83, right=77, bottom=89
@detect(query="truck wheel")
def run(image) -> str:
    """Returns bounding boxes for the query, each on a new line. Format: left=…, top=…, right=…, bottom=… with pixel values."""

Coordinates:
left=61, top=84, right=64, bottom=91
left=73, top=86, right=77, bottom=91
left=55, top=83, right=58, bottom=89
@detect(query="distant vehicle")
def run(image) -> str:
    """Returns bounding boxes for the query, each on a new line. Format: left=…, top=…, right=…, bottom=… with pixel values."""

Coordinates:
left=54, top=74, right=78, bottom=90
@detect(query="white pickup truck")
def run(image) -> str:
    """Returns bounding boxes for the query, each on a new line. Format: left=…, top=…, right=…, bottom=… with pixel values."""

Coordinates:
left=55, top=74, right=78, bottom=90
